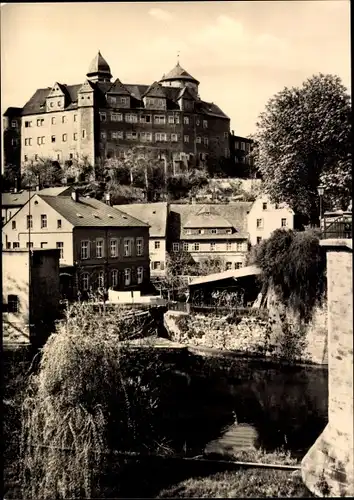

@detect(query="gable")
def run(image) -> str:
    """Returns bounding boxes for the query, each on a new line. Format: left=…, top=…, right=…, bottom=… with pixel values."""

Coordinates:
left=46, top=82, right=65, bottom=99
left=78, top=80, right=95, bottom=94
left=107, top=78, right=131, bottom=96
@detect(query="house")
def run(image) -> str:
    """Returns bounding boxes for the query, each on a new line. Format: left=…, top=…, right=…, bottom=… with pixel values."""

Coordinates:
left=1, top=185, right=73, bottom=225
left=229, top=131, right=258, bottom=178
left=2, top=248, right=61, bottom=347
left=3, top=51, right=230, bottom=177
left=2, top=191, right=150, bottom=298
left=247, top=195, right=294, bottom=246
left=115, top=202, right=168, bottom=278
left=169, top=202, right=252, bottom=270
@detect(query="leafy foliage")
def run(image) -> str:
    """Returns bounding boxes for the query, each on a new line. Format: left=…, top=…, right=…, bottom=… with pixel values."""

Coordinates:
left=22, top=158, right=64, bottom=188
left=252, top=229, right=326, bottom=323
left=253, top=74, right=352, bottom=222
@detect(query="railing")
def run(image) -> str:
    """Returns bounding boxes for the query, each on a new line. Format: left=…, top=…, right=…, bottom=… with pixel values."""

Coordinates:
left=166, top=301, right=268, bottom=319
left=321, top=212, right=352, bottom=239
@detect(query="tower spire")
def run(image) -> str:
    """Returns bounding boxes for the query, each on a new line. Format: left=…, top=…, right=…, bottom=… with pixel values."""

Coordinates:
left=177, top=50, right=180, bottom=65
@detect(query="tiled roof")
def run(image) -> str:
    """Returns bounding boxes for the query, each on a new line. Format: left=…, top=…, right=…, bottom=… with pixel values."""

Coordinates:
left=107, top=78, right=131, bottom=96
left=143, top=81, right=167, bottom=98
left=169, top=202, right=252, bottom=240
left=184, top=205, right=234, bottom=228
left=189, top=265, right=261, bottom=287
left=40, top=195, right=149, bottom=228
left=87, top=51, right=112, bottom=78
left=39, top=186, right=73, bottom=196
left=182, top=233, right=249, bottom=241
left=114, top=202, right=168, bottom=237
left=160, top=62, right=199, bottom=84
left=3, top=107, right=23, bottom=116
left=2, top=186, right=73, bottom=207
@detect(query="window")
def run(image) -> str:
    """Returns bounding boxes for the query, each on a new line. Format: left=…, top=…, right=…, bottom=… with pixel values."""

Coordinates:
left=12, top=220, right=16, bottom=230
left=100, top=112, right=107, bottom=121
left=210, top=242, right=216, bottom=251
left=109, top=96, right=117, bottom=105
left=81, top=240, right=90, bottom=259
left=152, top=261, right=161, bottom=270
left=172, top=242, right=180, bottom=252
left=125, top=114, right=138, bottom=123
left=111, top=269, right=118, bottom=287
left=101, top=132, right=107, bottom=140
left=281, top=218, right=287, bottom=227
left=226, top=242, right=232, bottom=251
left=196, top=136, right=201, bottom=144
left=256, top=218, right=264, bottom=229
left=155, top=133, right=167, bottom=142
left=120, top=97, right=128, bottom=105
left=37, top=118, right=44, bottom=127
left=136, top=237, right=144, bottom=256
left=168, top=115, right=174, bottom=124
left=74, top=114, right=77, bottom=122
left=13, top=242, right=19, bottom=249
left=56, top=242, right=64, bottom=259
left=34, top=154, right=39, bottom=161
left=241, top=142, right=246, bottom=150
left=211, top=229, right=217, bottom=234
left=25, top=121, right=32, bottom=128
left=50, top=117, right=55, bottom=125
left=184, top=135, right=189, bottom=143
left=196, top=119, right=200, bottom=126
left=124, top=238, right=132, bottom=257
left=71, top=132, right=77, bottom=141
left=171, top=133, right=178, bottom=142
left=98, top=271, right=105, bottom=288
left=226, top=262, right=232, bottom=270
left=110, top=239, right=118, bottom=257
left=141, top=132, right=152, bottom=141
left=24, top=155, right=28, bottom=161
left=25, top=138, right=32, bottom=146
left=41, top=242, right=47, bottom=248
left=175, top=115, right=180, bottom=124
left=7, top=295, right=19, bottom=313
left=126, top=131, right=138, bottom=140
left=82, top=129, right=86, bottom=138
left=26, top=215, right=33, bottom=229
left=203, top=120, right=208, bottom=128
left=6, top=242, right=11, bottom=249
left=235, top=262, right=242, bottom=270
left=111, top=113, right=123, bottom=122
left=257, top=237, right=262, bottom=244
left=137, top=266, right=144, bottom=284
left=62, top=133, right=67, bottom=142
left=124, top=268, right=131, bottom=286
left=186, top=229, right=192, bottom=235
left=154, top=115, right=166, bottom=125
left=236, top=242, right=244, bottom=252
left=26, top=242, right=33, bottom=249
left=11, top=120, right=17, bottom=127
left=69, top=153, right=73, bottom=159
left=184, top=116, right=189, bottom=125
left=204, top=137, right=209, bottom=146
left=51, top=135, right=56, bottom=143
left=224, top=132, right=229, bottom=139
left=192, top=243, right=200, bottom=251
left=262, top=202, right=268, bottom=210
left=154, top=241, right=160, bottom=249
left=111, top=131, right=123, bottom=139
left=183, top=242, right=189, bottom=252
left=41, top=214, right=47, bottom=228
left=96, top=239, right=104, bottom=258
left=50, top=102, right=54, bottom=107
left=82, top=273, right=89, bottom=291
left=140, top=115, right=151, bottom=123
left=37, top=136, right=45, bottom=145
left=57, top=219, right=62, bottom=229
left=62, top=116, right=66, bottom=124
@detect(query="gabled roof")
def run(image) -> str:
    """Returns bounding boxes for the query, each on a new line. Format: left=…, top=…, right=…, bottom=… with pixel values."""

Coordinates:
left=114, top=202, right=168, bottom=237
left=107, top=78, right=131, bottom=96
left=1, top=186, right=72, bottom=207
left=160, top=61, right=199, bottom=85
left=169, top=202, right=252, bottom=240
left=184, top=205, right=234, bottom=228
left=177, top=86, right=196, bottom=101
left=38, top=186, right=73, bottom=196
left=39, top=195, right=149, bottom=228
left=142, top=81, right=167, bottom=99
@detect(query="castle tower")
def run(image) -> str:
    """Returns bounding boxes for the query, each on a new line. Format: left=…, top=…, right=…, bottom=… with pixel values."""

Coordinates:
left=86, top=51, right=112, bottom=83
left=159, top=60, right=199, bottom=96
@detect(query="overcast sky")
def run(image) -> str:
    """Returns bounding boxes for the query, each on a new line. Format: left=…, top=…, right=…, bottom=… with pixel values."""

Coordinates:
left=1, top=1, right=351, bottom=136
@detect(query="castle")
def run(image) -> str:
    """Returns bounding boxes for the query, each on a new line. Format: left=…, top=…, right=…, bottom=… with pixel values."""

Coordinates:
left=3, top=51, right=230, bottom=180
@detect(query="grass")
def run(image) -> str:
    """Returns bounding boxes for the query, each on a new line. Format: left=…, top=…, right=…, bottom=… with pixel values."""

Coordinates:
left=157, top=468, right=314, bottom=498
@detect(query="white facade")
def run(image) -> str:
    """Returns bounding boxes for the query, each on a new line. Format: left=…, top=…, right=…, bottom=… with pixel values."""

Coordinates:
left=247, top=195, right=294, bottom=246
left=150, top=237, right=167, bottom=277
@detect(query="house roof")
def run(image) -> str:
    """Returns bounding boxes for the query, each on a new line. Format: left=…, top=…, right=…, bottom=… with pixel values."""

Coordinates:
left=184, top=205, right=234, bottom=228
left=107, top=78, right=131, bottom=96
left=169, top=202, right=252, bottom=240
left=160, top=62, right=199, bottom=84
left=189, top=265, right=261, bottom=287
left=115, top=202, right=168, bottom=237
left=143, top=81, right=167, bottom=99
left=39, top=195, right=149, bottom=228
left=3, top=107, right=23, bottom=117
left=2, top=186, right=73, bottom=207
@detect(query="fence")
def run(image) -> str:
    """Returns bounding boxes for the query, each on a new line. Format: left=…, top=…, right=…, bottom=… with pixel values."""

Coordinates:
left=166, top=301, right=268, bottom=319
left=321, top=212, right=352, bottom=240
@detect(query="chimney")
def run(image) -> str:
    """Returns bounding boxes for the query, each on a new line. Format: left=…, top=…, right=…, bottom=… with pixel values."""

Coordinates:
left=71, top=190, right=79, bottom=202
left=105, top=192, right=111, bottom=206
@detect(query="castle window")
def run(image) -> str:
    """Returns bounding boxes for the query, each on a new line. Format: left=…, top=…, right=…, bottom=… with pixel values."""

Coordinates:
left=50, top=102, right=54, bottom=107
left=281, top=218, right=287, bottom=227
left=7, top=294, right=19, bottom=313
left=82, top=129, right=86, bottom=138
left=192, top=243, right=200, bottom=251
left=62, top=134, right=67, bottom=142
left=124, top=268, right=131, bottom=286
left=111, top=269, right=118, bottom=287
left=203, top=120, right=208, bottom=128
left=140, top=115, right=151, bottom=123
left=155, top=133, right=167, bottom=142
left=34, top=154, right=38, bottom=161
left=73, top=133, right=77, bottom=141
left=256, top=218, right=264, bottom=229
left=74, top=114, right=77, bottom=122
left=101, top=132, right=107, bottom=140
left=25, top=121, right=32, bottom=128
left=82, top=273, right=89, bottom=291
left=24, top=155, right=28, bottom=161
left=184, top=135, right=189, bottom=143
left=37, top=118, right=44, bottom=127
left=58, top=101, right=62, bottom=107
left=51, top=117, right=56, bottom=125
left=69, top=153, right=73, bottom=159
left=11, top=120, right=17, bottom=127
left=111, top=113, right=123, bottom=122
left=171, top=133, right=178, bottom=142
left=224, top=132, right=229, bottom=139
left=100, top=112, right=107, bottom=121
left=172, top=242, right=180, bottom=252
left=50, top=135, right=56, bottom=143
left=109, top=96, right=117, bottom=105
left=25, top=138, right=32, bottom=146
left=141, top=132, right=152, bottom=142
left=12, top=220, right=16, bottom=230
left=154, top=115, right=166, bottom=125
left=168, top=116, right=174, bottom=124
left=241, top=142, right=246, bottom=150
left=62, top=116, right=66, bottom=123
left=204, top=137, right=209, bottom=146
left=112, top=131, right=123, bottom=139
left=125, top=114, right=138, bottom=123
left=120, top=97, right=128, bottom=105
left=126, top=131, right=138, bottom=140
left=196, top=119, right=200, bottom=126
left=196, top=136, right=201, bottom=144
left=183, top=116, right=189, bottom=125
left=57, top=219, right=62, bottom=229
left=175, top=115, right=180, bottom=124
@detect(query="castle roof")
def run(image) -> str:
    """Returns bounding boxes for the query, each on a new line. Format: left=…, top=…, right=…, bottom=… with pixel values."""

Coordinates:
left=86, top=51, right=112, bottom=79
left=114, top=202, right=168, bottom=237
left=160, top=61, right=199, bottom=85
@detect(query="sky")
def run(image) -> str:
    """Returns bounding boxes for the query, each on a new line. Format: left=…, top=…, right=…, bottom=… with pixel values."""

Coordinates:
left=1, top=1, right=351, bottom=136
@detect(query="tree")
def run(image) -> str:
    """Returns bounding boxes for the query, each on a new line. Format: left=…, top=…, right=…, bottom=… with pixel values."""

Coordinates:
left=22, top=157, right=63, bottom=189
left=253, top=74, right=352, bottom=223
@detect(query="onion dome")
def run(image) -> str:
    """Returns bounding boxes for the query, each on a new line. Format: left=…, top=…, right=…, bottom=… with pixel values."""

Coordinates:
left=159, top=61, right=199, bottom=85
